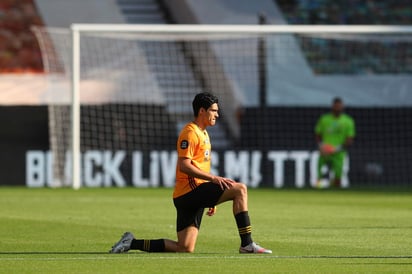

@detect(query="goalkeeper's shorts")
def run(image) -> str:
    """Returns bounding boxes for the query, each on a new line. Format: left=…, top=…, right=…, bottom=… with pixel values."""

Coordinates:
left=318, top=151, right=346, bottom=179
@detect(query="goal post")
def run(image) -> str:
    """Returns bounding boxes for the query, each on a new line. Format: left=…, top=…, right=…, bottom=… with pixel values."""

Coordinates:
left=32, top=24, right=412, bottom=189
left=71, top=28, right=81, bottom=189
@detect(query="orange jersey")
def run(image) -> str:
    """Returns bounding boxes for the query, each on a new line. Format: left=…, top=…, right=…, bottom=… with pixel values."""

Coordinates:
left=173, top=122, right=211, bottom=198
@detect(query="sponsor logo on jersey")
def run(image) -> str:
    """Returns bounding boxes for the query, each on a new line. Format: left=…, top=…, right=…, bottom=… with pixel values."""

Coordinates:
left=180, top=140, right=189, bottom=149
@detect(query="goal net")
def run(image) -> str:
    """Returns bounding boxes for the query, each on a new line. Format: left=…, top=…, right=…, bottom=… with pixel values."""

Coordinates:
left=32, top=25, right=412, bottom=189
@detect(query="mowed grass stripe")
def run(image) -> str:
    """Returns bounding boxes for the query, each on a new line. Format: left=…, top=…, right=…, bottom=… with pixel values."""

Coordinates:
left=1, top=187, right=412, bottom=273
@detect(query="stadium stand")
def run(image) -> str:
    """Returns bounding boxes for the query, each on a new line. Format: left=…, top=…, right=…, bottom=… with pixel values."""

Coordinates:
left=117, top=0, right=167, bottom=24
left=276, top=0, right=412, bottom=74
left=277, top=0, right=412, bottom=25
left=0, top=0, right=43, bottom=72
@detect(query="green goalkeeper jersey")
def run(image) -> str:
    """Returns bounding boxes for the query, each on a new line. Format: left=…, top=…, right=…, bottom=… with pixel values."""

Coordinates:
left=315, top=112, right=355, bottom=147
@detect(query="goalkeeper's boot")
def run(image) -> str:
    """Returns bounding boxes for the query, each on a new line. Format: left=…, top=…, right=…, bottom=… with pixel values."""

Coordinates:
left=109, top=232, right=134, bottom=253
left=239, top=242, right=272, bottom=254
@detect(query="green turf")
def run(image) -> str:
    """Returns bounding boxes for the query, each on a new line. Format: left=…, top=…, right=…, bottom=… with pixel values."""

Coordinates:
left=1, top=187, right=412, bottom=273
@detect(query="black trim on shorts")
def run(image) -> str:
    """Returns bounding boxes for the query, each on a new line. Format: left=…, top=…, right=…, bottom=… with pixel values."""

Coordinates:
left=173, top=182, right=224, bottom=232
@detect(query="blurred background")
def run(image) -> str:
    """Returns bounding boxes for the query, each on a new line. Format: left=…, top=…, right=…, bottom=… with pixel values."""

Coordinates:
left=1, top=0, right=411, bottom=188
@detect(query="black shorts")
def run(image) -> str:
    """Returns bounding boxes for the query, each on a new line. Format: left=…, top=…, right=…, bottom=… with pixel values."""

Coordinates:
left=173, top=182, right=224, bottom=232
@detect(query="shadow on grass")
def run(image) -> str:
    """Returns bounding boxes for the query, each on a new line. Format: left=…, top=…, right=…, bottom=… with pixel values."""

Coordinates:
left=0, top=252, right=109, bottom=255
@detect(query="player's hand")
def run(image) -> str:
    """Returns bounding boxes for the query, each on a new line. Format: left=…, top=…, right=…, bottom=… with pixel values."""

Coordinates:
left=320, top=143, right=336, bottom=156
left=211, top=176, right=236, bottom=190
left=206, top=206, right=217, bottom=216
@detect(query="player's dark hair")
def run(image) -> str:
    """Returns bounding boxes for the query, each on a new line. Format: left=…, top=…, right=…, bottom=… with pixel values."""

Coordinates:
left=333, top=97, right=343, bottom=104
left=192, top=92, right=218, bottom=117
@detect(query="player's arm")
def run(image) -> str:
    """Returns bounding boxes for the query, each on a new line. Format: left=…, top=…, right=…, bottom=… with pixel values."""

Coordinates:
left=177, top=157, right=235, bottom=190
left=343, top=118, right=355, bottom=149
left=343, top=136, right=354, bottom=149
left=315, top=117, right=324, bottom=150
left=315, top=134, right=322, bottom=147
left=338, top=118, right=355, bottom=151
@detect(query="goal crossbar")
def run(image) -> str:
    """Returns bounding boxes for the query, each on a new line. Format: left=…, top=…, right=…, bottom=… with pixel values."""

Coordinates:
left=71, top=24, right=412, bottom=34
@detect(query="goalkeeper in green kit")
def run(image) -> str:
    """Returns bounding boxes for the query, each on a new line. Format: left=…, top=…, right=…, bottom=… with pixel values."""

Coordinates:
left=315, top=97, right=355, bottom=187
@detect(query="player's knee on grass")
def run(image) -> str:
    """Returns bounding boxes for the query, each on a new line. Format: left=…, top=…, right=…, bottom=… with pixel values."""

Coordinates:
left=177, top=243, right=195, bottom=253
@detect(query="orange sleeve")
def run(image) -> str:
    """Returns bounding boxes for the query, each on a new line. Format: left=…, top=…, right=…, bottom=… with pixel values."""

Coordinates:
left=177, top=128, right=198, bottom=160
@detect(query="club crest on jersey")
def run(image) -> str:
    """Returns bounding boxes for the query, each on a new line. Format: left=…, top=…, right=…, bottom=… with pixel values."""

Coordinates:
left=180, top=140, right=189, bottom=149
left=204, top=150, right=210, bottom=161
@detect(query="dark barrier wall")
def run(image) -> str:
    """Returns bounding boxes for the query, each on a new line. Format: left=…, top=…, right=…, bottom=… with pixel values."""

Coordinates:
left=3, top=106, right=412, bottom=187
left=239, top=107, right=412, bottom=186
left=0, top=106, right=49, bottom=185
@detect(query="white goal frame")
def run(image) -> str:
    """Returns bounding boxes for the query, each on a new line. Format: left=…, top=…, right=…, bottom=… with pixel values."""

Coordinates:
left=70, top=24, right=412, bottom=189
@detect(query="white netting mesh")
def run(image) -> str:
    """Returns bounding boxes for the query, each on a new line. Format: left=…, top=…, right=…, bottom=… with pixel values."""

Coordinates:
left=32, top=26, right=412, bottom=188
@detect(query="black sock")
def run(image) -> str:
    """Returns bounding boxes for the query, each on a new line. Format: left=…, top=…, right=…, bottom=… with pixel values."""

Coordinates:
left=235, top=211, right=253, bottom=247
left=130, top=239, right=165, bottom=252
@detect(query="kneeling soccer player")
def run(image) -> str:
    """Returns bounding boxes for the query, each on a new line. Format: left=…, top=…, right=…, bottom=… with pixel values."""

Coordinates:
left=110, top=92, right=271, bottom=254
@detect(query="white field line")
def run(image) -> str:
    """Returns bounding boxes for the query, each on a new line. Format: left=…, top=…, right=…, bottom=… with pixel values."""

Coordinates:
left=1, top=255, right=412, bottom=261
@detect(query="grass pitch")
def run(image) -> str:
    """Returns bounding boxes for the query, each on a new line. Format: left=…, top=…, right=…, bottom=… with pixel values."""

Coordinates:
left=1, top=187, right=412, bottom=273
